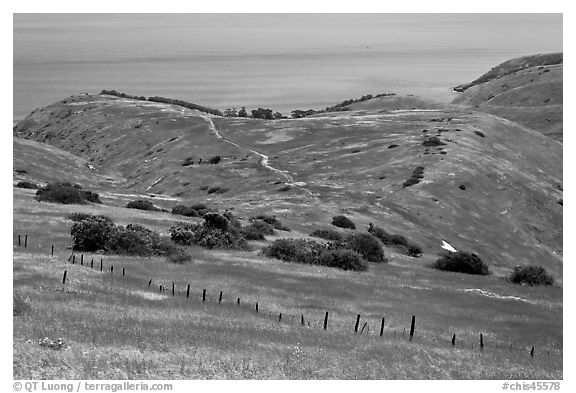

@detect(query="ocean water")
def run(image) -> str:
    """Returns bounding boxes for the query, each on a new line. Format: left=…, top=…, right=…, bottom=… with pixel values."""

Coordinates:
left=13, top=14, right=562, bottom=120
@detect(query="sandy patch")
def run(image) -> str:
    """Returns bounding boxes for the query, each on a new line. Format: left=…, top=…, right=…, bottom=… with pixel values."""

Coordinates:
left=255, top=128, right=305, bottom=145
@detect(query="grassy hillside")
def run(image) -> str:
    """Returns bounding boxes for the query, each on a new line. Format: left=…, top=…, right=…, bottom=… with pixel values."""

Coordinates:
left=452, top=54, right=563, bottom=141
left=13, top=188, right=562, bottom=379
left=13, top=93, right=563, bottom=278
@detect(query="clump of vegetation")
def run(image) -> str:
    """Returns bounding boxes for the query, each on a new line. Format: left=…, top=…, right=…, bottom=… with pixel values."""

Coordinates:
left=203, top=213, right=230, bottom=231
left=368, top=224, right=423, bottom=257
left=35, top=182, right=102, bottom=204
left=126, top=199, right=159, bottom=211
left=207, top=155, right=222, bottom=164
left=432, top=251, right=491, bottom=275
left=252, top=215, right=290, bottom=231
left=248, top=220, right=275, bottom=235
left=67, top=212, right=112, bottom=223
left=262, top=238, right=368, bottom=271
left=172, top=203, right=215, bottom=217
left=223, top=211, right=241, bottom=227
left=181, top=157, right=195, bottom=166
left=403, top=166, right=425, bottom=188
left=422, top=137, right=446, bottom=147
left=15, top=181, right=39, bottom=189
left=166, top=248, right=193, bottom=264
left=310, top=229, right=343, bottom=241
left=278, top=185, right=291, bottom=192
left=169, top=219, right=250, bottom=251
left=474, top=130, right=485, bottom=138
left=251, top=108, right=274, bottom=120
left=207, top=186, right=229, bottom=194
left=331, top=215, right=356, bottom=229
left=70, top=216, right=186, bottom=260
left=330, top=233, right=388, bottom=263
left=509, top=265, right=555, bottom=286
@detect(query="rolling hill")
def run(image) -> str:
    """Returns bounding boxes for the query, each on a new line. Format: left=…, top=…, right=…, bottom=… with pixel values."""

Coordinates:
left=13, top=90, right=563, bottom=279
left=452, top=53, right=563, bottom=141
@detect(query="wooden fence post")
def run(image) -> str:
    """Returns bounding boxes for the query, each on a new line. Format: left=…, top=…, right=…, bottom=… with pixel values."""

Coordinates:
left=409, top=315, right=416, bottom=341
left=530, top=346, right=535, bottom=357
left=81, top=254, right=83, bottom=265
left=24, top=235, right=28, bottom=248
left=172, top=283, right=175, bottom=296
left=219, top=291, right=223, bottom=303
left=51, top=245, right=54, bottom=256
left=110, top=265, right=113, bottom=274
left=68, top=252, right=74, bottom=262
left=186, top=284, right=190, bottom=298
left=100, top=259, right=103, bottom=271
left=278, top=313, right=282, bottom=322
left=480, top=333, right=484, bottom=351
left=255, top=302, right=259, bottom=312
left=354, top=314, right=361, bottom=333
left=360, top=322, right=368, bottom=334
left=452, top=334, right=456, bottom=346
left=324, top=312, right=329, bottom=330
left=148, top=279, right=153, bottom=287
left=90, top=259, right=94, bottom=269
left=62, top=270, right=67, bottom=284
left=18, top=235, right=21, bottom=246
left=72, top=255, right=76, bottom=264
left=202, top=289, right=206, bottom=302
left=301, top=314, right=305, bottom=326
left=237, top=297, right=240, bottom=306
left=122, top=267, right=125, bottom=277
left=380, top=317, right=385, bottom=337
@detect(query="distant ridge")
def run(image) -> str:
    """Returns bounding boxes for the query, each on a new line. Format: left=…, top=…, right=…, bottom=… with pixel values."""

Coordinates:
left=453, top=52, right=562, bottom=92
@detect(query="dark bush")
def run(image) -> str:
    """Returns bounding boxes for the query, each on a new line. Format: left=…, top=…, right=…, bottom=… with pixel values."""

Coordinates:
left=71, top=216, right=115, bottom=251
left=310, top=229, right=343, bottom=241
left=509, top=265, right=555, bottom=286
left=318, top=249, right=368, bottom=271
left=249, top=220, right=275, bottom=235
left=432, top=252, right=491, bottom=275
left=262, top=239, right=325, bottom=265
left=207, top=156, right=222, bottom=164
left=239, top=226, right=266, bottom=240
left=422, top=137, right=446, bottom=147
left=253, top=215, right=290, bottom=231
left=203, top=213, right=229, bottom=231
left=474, top=130, right=485, bottom=138
left=181, top=157, right=195, bottom=166
left=390, top=234, right=409, bottom=247
left=340, top=233, right=387, bottom=263
left=407, top=244, right=423, bottom=257
left=171, top=205, right=198, bottom=217
left=331, top=215, right=356, bottom=229
left=168, top=222, right=199, bottom=245
left=16, top=181, right=39, bottom=189
left=35, top=182, right=102, bottom=204
left=67, top=212, right=113, bottom=223
left=126, top=200, right=159, bottom=211
left=251, top=108, right=273, bottom=120
left=106, top=224, right=162, bottom=256
left=207, top=186, right=229, bottom=194
left=168, top=221, right=249, bottom=250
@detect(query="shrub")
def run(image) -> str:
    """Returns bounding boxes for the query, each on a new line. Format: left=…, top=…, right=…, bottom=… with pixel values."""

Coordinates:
left=253, top=215, right=290, bottom=231
left=239, top=226, right=266, bottom=240
left=262, top=239, right=325, bottom=265
left=35, top=182, right=101, bottom=204
left=203, top=213, right=229, bottom=231
left=509, top=266, right=555, bottom=286
left=474, top=130, right=485, bottom=138
left=169, top=222, right=200, bottom=245
left=432, top=252, right=491, bottom=275
left=16, top=181, right=39, bottom=189
left=223, top=211, right=242, bottom=227
left=181, top=157, right=195, bottom=166
left=407, top=244, right=423, bottom=257
left=207, top=186, right=229, bottom=194
left=249, top=220, right=275, bottom=235
left=340, top=233, right=387, bottom=263
left=168, top=221, right=249, bottom=250
left=403, top=167, right=425, bottom=188
left=318, top=249, right=368, bottom=271
left=207, top=156, right=222, bottom=164
left=126, top=200, right=159, bottom=211
left=105, top=224, right=162, bottom=256
left=310, top=229, right=343, bottom=241
left=71, top=216, right=115, bottom=251
left=331, top=215, right=356, bottom=229
left=390, top=234, right=409, bottom=247
left=67, top=212, right=113, bottom=223
left=422, top=137, right=446, bottom=147
left=171, top=205, right=198, bottom=217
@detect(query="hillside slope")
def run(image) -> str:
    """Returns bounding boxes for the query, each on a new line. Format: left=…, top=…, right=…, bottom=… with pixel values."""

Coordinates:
left=13, top=93, right=563, bottom=279
left=452, top=54, right=563, bottom=141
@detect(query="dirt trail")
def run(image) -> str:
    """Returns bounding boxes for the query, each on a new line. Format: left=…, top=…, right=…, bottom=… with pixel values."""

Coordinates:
left=201, top=116, right=297, bottom=185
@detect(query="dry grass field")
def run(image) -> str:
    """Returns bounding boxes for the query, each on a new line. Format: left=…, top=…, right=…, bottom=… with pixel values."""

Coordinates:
left=13, top=188, right=562, bottom=379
